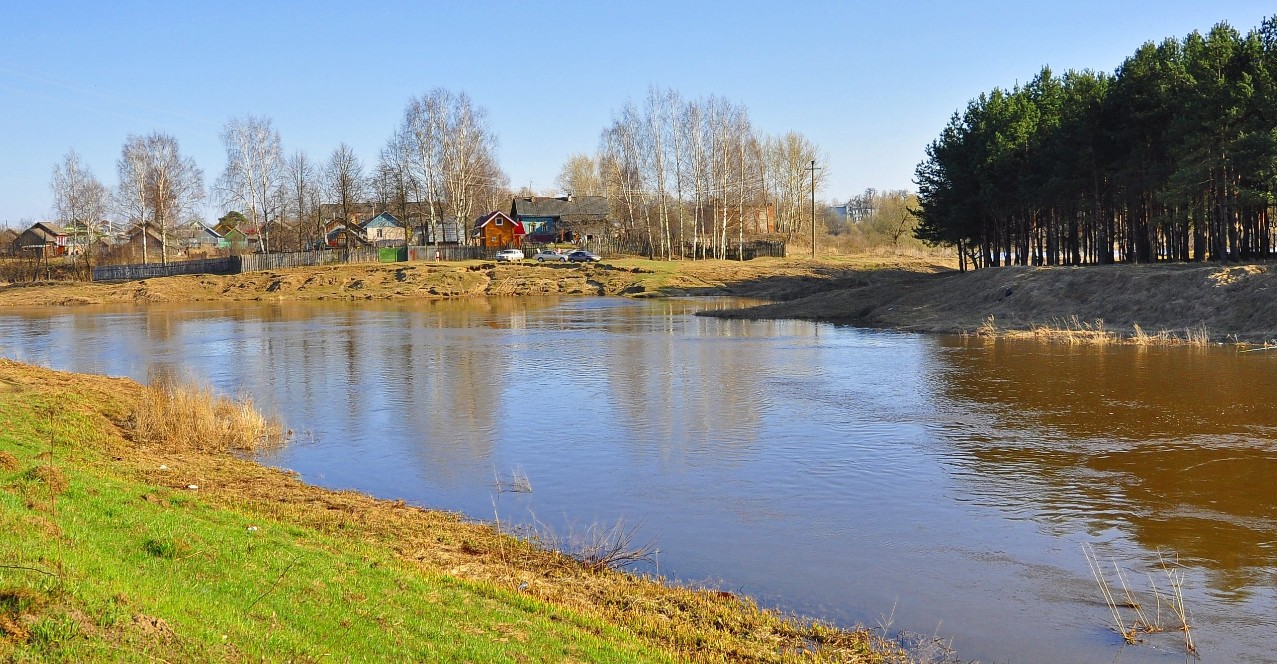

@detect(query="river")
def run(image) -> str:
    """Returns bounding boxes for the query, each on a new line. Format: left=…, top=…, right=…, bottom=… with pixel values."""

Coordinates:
left=2, top=296, right=1274, bottom=663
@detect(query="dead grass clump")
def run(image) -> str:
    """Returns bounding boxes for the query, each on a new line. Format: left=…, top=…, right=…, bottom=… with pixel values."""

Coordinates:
left=1131, top=323, right=1169, bottom=345
left=26, top=465, right=68, bottom=495
left=1034, top=316, right=1115, bottom=345
left=0, top=451, right=19, bottom=472
left=1183, top=323, right=1210, bottom=346
left=1083, top=544, right=1196, bottom=656
left=132, top=377, right=284, bottom=453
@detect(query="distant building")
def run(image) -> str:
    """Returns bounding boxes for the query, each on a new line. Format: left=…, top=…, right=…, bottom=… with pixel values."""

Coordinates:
left=14, top=221, right=69, bottom=257
left=0, top=228, right=18, bottom=256
left=510, top=195, right=610, bottom=243
left=831, top=196, right=875, bottom=224
left=361, top=212, right=406, bottom=247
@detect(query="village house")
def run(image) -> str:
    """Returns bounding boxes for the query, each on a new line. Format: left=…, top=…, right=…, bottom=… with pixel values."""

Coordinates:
left=325, top=219, right=370, bottom=248
left=0, top=228, right=18, bottom=256
left=111, top=223, right=167, bottom=262
left=473, top=211, right=525, bottom=248
left=510, top=195, right=610, bottom=243
left=13, top=221, right=69, bottom=257
left=362, top=212, right=406, bottom=246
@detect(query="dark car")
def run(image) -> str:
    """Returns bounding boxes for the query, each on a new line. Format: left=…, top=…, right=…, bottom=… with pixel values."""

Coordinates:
left=567, top=250, right=601, bottom=263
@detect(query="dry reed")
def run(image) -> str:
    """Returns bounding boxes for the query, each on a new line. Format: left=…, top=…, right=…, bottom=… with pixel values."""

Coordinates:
left=132, top=376, right=284, bottom=452
left=1082, top=544, right=1196, bottom=656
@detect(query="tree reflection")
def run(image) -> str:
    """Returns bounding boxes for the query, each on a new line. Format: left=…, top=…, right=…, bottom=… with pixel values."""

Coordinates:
left=928, top=337, right=1277, bottom=595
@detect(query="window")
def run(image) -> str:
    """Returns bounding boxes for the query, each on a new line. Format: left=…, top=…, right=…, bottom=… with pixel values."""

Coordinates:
left=495, top=218, right=503, bottom=226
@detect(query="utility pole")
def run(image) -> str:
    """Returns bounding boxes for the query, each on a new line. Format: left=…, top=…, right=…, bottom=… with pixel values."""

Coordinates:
left=808, top=159, right=819, bottom=259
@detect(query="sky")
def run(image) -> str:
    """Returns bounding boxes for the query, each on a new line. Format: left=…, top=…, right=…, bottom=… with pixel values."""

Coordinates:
left=1, top=1, right=1274, bottom=226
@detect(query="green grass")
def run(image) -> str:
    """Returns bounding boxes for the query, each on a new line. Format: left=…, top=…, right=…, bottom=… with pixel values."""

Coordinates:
left=0, top=384, right=669, bottom=662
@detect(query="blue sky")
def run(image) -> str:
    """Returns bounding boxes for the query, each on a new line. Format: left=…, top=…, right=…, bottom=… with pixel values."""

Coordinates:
left=1, top=1, right=1273, bottom=225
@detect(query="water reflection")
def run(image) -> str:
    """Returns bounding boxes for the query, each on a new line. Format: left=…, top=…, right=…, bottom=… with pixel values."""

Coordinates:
left=2, top=300, right=1275, bottom=663
left=929, top=337, right=1277, bottom=597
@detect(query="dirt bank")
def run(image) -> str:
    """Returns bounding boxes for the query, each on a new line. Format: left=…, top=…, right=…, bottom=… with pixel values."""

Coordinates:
left=0, top=255, right=951, bottom=307
left=709, top=261, right=1277, bottom=344
left=8, top=255, right=1266, bottom=344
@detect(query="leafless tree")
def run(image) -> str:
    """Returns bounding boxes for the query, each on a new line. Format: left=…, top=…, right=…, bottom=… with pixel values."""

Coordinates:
left=398, top=89, right=506, bottom=240
left=218, top=116, right=283, bottom=253
left=115, top=135, right=152, bottom=262
left=283, top=150, right=321, bottom=249
left=555, top=153, right=602, bottom=197
left=376, top=129, right=417, bottom=245
left=145, top=134, right=205, bottom=265
left=50, top=150, right=109, bottom=277
left=322, top=143, right=367, bottom=248
left=764, top=131, right=827, bottom=242
left=114, top=133, right=204, bottom=265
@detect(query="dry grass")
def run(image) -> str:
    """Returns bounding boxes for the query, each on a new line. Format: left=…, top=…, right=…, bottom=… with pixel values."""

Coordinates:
left=131, top=374, right=285, bottom=453
left=1082, top=544, right=1196, bottom=656
left=0, top=451, right=18, bottom=471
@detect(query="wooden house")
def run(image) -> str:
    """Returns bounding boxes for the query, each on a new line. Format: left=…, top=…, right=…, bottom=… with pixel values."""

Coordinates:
left=0, top=228, right=17, bottom=256
left=473, top=211, right=525, bottom=248
left=13, top=222, right=69, bottom=257
left=361, top=212, right=406, bottom=246
left=325, top=219, right=370, bottom=248
left=510, top=195, right=610, bottom=243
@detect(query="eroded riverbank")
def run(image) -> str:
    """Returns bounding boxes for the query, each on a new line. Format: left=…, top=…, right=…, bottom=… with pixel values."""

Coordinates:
left=5, top=254, right=1275, bottom=343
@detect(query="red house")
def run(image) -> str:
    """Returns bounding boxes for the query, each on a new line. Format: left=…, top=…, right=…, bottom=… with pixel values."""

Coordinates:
left=473, top=211, right=525, bottom=249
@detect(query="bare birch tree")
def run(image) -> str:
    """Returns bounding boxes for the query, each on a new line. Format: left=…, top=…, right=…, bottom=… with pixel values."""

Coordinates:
left=283, top=150, right=321, bottom=249
left=115, top=135, right=152, bottom=262
left=323, top=143, right=366, bottom=250
left=764, top=131, right=827, bottom=242
left=114, top=133, right=204, bottom=265
left=51, top=150, right=109, bottom=277
left=398, top=89, right=506, bottom=242
left=145, top=133, right=205, bottom=265
left=218, top=116, right=283, bottom=253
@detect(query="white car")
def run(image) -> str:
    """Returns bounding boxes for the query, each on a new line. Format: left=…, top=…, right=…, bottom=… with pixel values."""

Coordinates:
left=494, top=249, right=524, bottom=262
left=533, top=249, right=569, bottom=262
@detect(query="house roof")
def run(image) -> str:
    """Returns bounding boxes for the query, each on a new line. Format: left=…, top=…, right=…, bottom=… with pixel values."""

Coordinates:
left=511, top=196, right=609, bottom=220
left=0, top=229, right=17, bottom=244
left=326, top=225, right=370, bottom=246
left=473, top=211, right=525, bottom=234
left=22, top=221, right=68, bottom=241
left=361, top=212, right=403, bottom=229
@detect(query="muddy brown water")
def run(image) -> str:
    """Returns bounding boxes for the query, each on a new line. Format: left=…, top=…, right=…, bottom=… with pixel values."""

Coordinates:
left=2, top=297, right=1275, bottom=663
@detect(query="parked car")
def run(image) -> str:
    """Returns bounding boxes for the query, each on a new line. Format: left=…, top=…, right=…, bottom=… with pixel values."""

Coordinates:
left=533, top=249, right=569, bottom=262
left=567, top=250, right=602, bottom=263
left=494, top=249, right=524, bottom=262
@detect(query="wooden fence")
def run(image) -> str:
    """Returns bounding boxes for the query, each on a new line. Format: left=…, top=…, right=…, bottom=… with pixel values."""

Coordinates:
left=91, top=256, right=240, bottom=281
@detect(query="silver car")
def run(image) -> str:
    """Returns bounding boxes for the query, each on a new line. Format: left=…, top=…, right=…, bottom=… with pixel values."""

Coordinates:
left=533, top=249, right=569, bottom=262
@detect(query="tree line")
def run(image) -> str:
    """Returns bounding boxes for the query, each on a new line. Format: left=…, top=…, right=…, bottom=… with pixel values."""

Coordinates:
left=556, top=86, right=826, bottom=259
left=914, top=17, right=1277, bottom=270
left=46, top=85, right=828, bottom=269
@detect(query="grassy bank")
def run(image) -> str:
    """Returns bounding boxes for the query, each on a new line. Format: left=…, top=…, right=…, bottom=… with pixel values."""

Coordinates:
left=0, top=359, right=903, bottom=662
